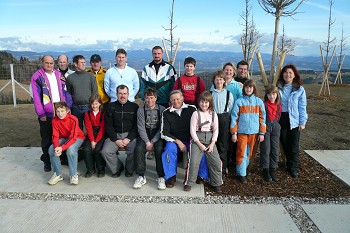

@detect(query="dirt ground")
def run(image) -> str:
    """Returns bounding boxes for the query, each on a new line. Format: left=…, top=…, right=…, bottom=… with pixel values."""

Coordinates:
left=0, top=83, right=349, bottom=198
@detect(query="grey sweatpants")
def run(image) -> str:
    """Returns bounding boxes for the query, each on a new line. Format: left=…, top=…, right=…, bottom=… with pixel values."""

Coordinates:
left=185, top=132, right=223, bottom=187
left=260, top=121, right=281, bottom=169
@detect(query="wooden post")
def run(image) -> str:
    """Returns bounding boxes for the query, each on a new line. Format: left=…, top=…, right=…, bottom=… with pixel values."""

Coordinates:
left=273, top=50, right=286, bottom=86
left=256, top=52, right=269, bottom=88
left=334, top=54, right=346, bottom=84
left=162, top=39, right=170, bottom=62
left=172, top=38, right=180, bottom=66
left=319, top=45, right=336, bottom=96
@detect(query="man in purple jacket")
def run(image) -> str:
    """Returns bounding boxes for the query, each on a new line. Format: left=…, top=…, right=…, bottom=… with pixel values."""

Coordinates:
left=30, top=55, right=72, bottom=172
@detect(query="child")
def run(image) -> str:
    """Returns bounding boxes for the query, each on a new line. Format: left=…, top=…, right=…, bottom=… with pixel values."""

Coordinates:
left=211, top=71, right=234, bottom=174
left=173, top=57, right=206, bottom=106
left=184, top=91, right=223, bottom=193
left=260, top=85, right=282, bottom=182
left=83, top=94, right=106, bottom=178
left=47, top=101, right=85, bottom=185
left=230, top=79, right=266, bottom=184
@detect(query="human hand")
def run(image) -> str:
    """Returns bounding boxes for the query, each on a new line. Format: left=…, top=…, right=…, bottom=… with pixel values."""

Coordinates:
left=176, top=139, right=187, bottom=153
left=115, top=140, right=124, bottom=148
left=54, top=147, right=62, bottom=157
left=91, top=141, right=97, bottom=149
left=40, top=116, right=47, bottom=121
left=258, top=135, right=264, bottom=142
left=231, top=134, right=237, bottom=143
left=122, top=138, right=130, bottom=146
left=145, top=142, right=154, bottom=151
left=299, top=125, right=305, bottom=131
left=207, top=142, right=215, bottom=153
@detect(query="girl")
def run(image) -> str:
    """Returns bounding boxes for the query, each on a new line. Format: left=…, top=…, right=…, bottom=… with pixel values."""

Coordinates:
left=83, top=94, right=106, bottom=178
left=277, top=64, right=307, bottom=178
left=230, top=80, right=266, bottom=184
left=184, top=91, right=223, bottom=193
left=260, top=85, right=282, bottom=182
left=211, top=71, right=234, bottom=174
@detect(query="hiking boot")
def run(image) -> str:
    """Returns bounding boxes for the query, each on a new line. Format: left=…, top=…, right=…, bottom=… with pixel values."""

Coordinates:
left=44, top=162, right=51, bottom=172
left=238, top=176, right=247, bottom=184
left=48, top=173, right=63, bottom=185
left=196, top=177, right=204, bottom=184
left=146, top=152, right=154, bottom=160
left=97, top=170, right=105, bottom=178
left=263, top=169, right=272, bottom=182
left=70, top=175, right=79, bottom=185
left=183, top=185, right=191, bottom=191
left=269, top=168, right=279, bottom=181
left=165, top=176, right=176, bottom=188
left=156, top=177, right=166, bottom=190
left=133, top=176, right=147, bottom=189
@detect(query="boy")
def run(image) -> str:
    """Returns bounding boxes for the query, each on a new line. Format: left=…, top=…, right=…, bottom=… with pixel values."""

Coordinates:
left=48, top=102, right=85, bottom=185
left=173, top=57, right=206, bottom=106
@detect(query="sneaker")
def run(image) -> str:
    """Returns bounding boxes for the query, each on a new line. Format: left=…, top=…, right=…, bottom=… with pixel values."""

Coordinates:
left=48, top=173, right=63, bottom=185
left=44, top=162, right=51, bottom=172
left=70, top=175, right=79, bottom=185
left=146, top=152, right=154, bottom=160
left=156, top=177, right=166, bottom=190
left=133, top=176, right=147, bottom=189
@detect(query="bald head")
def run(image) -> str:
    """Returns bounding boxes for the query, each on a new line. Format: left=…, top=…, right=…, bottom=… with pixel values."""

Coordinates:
left=58, top=54, right=69, bottom=71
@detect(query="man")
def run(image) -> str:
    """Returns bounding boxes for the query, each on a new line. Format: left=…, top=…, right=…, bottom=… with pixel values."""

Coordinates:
left=30, top=55, right=72, bottom=172
left=104, top=48, right=139, bottom=102
left=235, top=60, right=249, bottom=85
left=140, top=46, right=177, bottom=107
left=66, top=55, right=98, bottom=130
left=86, top=54, right=110, bottom=105
left=133, top=88, right=166, bottom=190
left=160, top=90, right=196, bottom=188
left=101, top=85, right=139, bottom=177
left=57, top=54, right=74, bottom=78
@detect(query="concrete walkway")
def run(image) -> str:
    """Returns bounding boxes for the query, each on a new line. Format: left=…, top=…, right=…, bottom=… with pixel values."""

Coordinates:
left=1, top=147, right=350, bottom=233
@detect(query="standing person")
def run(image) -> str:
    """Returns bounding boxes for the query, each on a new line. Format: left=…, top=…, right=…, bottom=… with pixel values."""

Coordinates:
left=30, top=55, right=72, bottom=172
left=211, top=71, right=234, bottom=174
left=133, top=88, right=166, bottom=190
left=47, top=101, right=85, bottom=185
left=83, top=94, right=106, bottom=178
left=140, top=46, right=177, bottom=107
left=172, top=57, right=206, bottom=106
left=86, top=54, right=110, bottom=105
left=277, top=64, right=307, bottom=178
left=57, top=54, right=74, bottom=78
left=160, top=90, right=196, bottom=188
left=66, top=55, right=98, bottom=130
left=230, top=80, right=266, bottom=184
left=101, top=85, right=139, bottom=178
left=260, top=85, right=282, bottom=182
left=184, top=91, right=223, bottom=193
left=235, top=60, right=249, bottom=85
left=104, top=48, right=139, bottom=103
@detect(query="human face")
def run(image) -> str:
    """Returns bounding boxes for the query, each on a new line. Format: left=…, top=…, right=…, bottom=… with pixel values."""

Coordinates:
left=91, top=61, right=101, bottom=72
left=214, top=76, right=225, bottom=90
left=91, top=100, right=101, bottom=112
left=42, top=56, right=54, bottom=74
left=74, top=58, right=86, bottom=71
left=58, top=55, right=69, bottom=71
left=116, top=53, right=127, bottom=68
left=152, top=49, right=163, bottom=64
left=117, top=88, right=129, bottom=104
left=267, top=92, right=278, bottom=103
left=56, top=107, right=68, bottom=119
left=199, top=100, right=210, bottom=112
left=283, top=68, right=295, bottom=84
left=224, top=65, right=235, bottom=81
left=237, top=65, right=248, bottom=78
left=244, top=85, right=254, bottom=96
left=145, top=94, right=157, bottom=109
left=184, top=63, right=195, bottom=76
left=170, top=93, right=183, bottom=109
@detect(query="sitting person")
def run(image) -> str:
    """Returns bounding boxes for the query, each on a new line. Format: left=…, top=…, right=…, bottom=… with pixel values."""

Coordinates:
left=47, top=101, right=85, bottom=185
left=160, top=90, right=196, bottom=188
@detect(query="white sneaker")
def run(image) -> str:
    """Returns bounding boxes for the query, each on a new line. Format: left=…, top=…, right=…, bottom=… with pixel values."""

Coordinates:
left=146, top=152, right=154, bottom=160
left=156, top=177, right=166, bottom=190
left=70, top=175, right=79, bottom=185
left=133, top=176, right=147, bottom=189
left=48, top=173, right=63, bottom=185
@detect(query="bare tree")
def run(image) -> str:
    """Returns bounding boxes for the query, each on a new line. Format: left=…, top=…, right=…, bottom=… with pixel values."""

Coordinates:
left=277, top=24, right=295, bottom=56
left=335, top=23, right=347, bottom=84
left=323, top=0, right=336, bottom=65
left=258, top=0, right=305, bottom=82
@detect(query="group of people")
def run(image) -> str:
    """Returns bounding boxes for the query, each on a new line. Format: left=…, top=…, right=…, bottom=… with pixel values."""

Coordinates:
left=30, top=45, right=307, bottom=193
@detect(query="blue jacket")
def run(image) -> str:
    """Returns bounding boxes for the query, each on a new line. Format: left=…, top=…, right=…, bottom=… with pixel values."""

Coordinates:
left=277, top=81, right=308, bottom=129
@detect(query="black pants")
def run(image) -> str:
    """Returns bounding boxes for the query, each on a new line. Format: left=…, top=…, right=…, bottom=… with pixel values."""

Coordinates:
left=83, top=132, right=106, bottom=172
left=38, top=117, right=52, bottom=163
left=216, top=113, right=230, bottom=170
left=280, top=113, right=300, bottom=171
left=134, top=138, right=165, bottom=177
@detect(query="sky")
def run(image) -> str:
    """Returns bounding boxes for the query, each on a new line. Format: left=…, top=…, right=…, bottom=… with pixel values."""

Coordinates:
left=0, top=0, right=349, bottom=56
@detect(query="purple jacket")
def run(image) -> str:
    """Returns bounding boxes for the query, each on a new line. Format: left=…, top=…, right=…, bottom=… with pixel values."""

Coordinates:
left=31, top=67, right=72, bottom=118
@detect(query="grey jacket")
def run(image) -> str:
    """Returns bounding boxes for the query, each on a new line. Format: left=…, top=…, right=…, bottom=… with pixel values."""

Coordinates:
left=137, top=104, right=165, bottom=144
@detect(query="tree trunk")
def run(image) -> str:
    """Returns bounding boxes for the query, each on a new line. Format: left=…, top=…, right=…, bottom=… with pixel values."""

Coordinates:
left=270, top=12, right=281, bottom=83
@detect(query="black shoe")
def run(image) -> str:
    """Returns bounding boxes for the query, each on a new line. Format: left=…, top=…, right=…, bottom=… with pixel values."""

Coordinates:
left=112, top=166, right=124, bottom=178
left=263, top=169, right=272, bottom=182
left=125, top=171, right=133, bottom=177
left=213, top=185, right=222, bottom=193
left=238, top=176, right=247, bottom=184
left=196, top=177, right=204, bottom=184
left=98, top=170, right=105, bottom=178
left=183, top=185, right=191, bottom=191
left=290, top=170, right=298, bottom=178
left=85, top=170, right=94, bottom=178
left=269, top=168, right=279, bottom=181
left=166, top=176, right=176, bottom=188
left=44, top=162, right=51, bottom=172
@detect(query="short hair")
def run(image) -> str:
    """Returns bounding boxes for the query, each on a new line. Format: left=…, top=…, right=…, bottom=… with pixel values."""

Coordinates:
left=212, top=70, right=226, bottom=88
left=89, top=94, right=103, bottom=109
left=198, top=91, right=213, bottom=111
left=242, top=79, right=257, bottom=96
left=73, top=55, right=85, bottom=64
left=117, top=84, right=129, bottom=93
left=169, top=89, right=183, bottom=98
left=264, top=85, right=281, bottom=104
left=237, top=60, right=249, bottom=69
left=144, top=88, right=157, bottom=98
left=184, top=57, right=196, bottom=67
left=152, top=46, right=163, bottom=52
left=116, top=48, right=127, bottom=56
left=57, top=54, right=69, bottom=62
left=278, top=64, right=302, bottom=85
left=54, top=101, right=69, bottom=111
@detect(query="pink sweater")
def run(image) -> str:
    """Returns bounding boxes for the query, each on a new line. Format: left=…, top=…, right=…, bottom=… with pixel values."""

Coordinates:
left=190, top=110, right=219, bottom=143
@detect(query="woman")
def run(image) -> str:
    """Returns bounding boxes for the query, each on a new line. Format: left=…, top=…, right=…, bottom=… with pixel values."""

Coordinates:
left=277, top=64, right=308, bottom=178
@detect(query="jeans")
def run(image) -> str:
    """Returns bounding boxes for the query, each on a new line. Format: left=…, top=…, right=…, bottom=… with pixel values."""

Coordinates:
left=71, top=104, right=89, bottom=131
left=49, top=138, right=84, bottom=176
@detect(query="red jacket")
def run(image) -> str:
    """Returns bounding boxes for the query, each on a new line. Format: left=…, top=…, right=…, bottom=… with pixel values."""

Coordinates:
left=173, top=74, right=206, bottom=104
left=52, top=113, right=85, bottom=151
left=84, top=110, right=105, bottom=143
